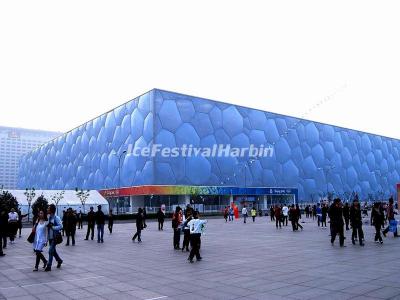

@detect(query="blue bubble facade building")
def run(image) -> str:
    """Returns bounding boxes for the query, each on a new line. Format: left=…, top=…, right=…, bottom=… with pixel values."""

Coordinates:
left=18, top=89, right=400, bottom=211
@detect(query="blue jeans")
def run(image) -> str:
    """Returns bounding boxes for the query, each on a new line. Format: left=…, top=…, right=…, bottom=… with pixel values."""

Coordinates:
left=97, top=224, right=104, bottom=242
left=48, top=239, right=61, bottom=267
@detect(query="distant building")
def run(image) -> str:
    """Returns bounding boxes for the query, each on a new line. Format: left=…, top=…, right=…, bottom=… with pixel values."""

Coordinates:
left=0, top=126, right=61, bottom=189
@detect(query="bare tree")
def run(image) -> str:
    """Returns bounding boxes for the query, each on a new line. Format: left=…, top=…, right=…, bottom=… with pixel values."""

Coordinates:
left=51, top=190, right=65, bottom=215
left=75, top=188, right=90, bottom=213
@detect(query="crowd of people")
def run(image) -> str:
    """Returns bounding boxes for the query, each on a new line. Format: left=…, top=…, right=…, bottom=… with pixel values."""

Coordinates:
left=171, top=205, right=207, bottom=263
left=223, top=197, right=398, bottom=247
left=0, top=196, right=398, bottom=270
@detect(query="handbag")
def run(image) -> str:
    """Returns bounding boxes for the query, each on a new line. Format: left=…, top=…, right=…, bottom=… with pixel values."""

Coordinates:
left=27, top=231, right=35, bottom=243
left=27, top=223, right=38, bottom=244
left=51, top=215, right=63, bottom=245
left=55, top=231, right=63, bottom=245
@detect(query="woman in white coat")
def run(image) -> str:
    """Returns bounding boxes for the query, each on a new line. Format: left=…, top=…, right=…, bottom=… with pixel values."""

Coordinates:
left=33, top=210, right=48, bottom=271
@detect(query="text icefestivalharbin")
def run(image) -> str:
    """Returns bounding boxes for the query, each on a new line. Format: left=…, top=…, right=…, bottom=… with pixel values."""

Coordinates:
left=125, top=144, right=275, bottom=158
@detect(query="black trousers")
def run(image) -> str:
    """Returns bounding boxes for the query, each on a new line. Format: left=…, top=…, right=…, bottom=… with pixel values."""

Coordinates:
left=276, top=218, right=281, bottom=228
left=374, top=223, right=383, bottom=242
left=0, top=234, right=3, bottom=255
left=173, top=228, right=181, bottom=249
left=108, top=222, right=113, bottom=233
left=182, top=229, right=190, bottom=250
left=78, top=219, right=83, bottom=229
left=291, top=219, right=297, bottom=231
left=252, top=216, right=256, bottom=222
left=9, top=223, right=17, bottom=241
left=331, top=225, right=345, bottom=246
left=86, top=224, right=95, bottom=240
left=158, top=221, right=164, bottom=230
left=34, top=250, right=47, bottom=268
left=352, top=225, right=364, bottom=244
left=2, top=235, right=6, bottom=248
left=189, top=233, right=201, bottom=261
left=345, top=218, right=350, bottom=230
left=270, top=214, right=275, bottom=221
left=66, top=231, right=75, bottom=245
left=132, top=228, right=142, bottom=241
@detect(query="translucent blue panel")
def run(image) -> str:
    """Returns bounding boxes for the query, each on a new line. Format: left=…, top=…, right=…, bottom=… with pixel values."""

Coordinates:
left=158, top=100, right=182, bottom=132
left=222, top=106, right=243, bottom=137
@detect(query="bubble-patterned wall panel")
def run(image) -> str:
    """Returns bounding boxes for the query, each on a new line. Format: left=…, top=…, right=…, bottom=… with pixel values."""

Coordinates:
left=18, top=89, right=400, bottom=201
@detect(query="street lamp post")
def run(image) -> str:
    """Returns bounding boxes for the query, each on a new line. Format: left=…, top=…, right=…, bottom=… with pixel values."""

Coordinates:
left=234, top=158, right=257, bottom=204
left=317, top=165, right=335, bottom=201
left=24, top=188, right=36, bottom=222
left=117, top=150, right=127, bottom=215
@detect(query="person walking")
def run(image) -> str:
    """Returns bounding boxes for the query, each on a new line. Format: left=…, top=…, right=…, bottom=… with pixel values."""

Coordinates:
left=383, top=197, right=398, bottom=238
left=295, top=204, right=303, bottom=230
left=65, top=208, right=77, bottom=246
left=45, top=204, right=63, bottom=272
left=251, top=207, right=257, bottom=222
left=85, top=207, right=95, bottom=241
left=350, top=199, right=364, bottom=246
left=0, top=210, right=7, bottom=257
left=95, top=205, right=105, bottom=243
left=172, top=206, right=183, bottom=250
left=329, top=198, right=345, bottom=247
left=187, top=211, right=207, bottom=263
left=270, top=206, right=275, bottom=222
left=132, top=208, right=144, bottom=243
left=282, top=205, right=289, bottom=226
left=8, top=208, right=18, bottom=244
left=343, top=202, right=350, bottom=231
left=229, top=206, right=234, bottom=222
left=321, top=203, right=328, bottom=227
left=17, top=209, right=27, bottom=238
left=77, top=210, right=83, bottom=229
left=312, top=205, right=317, bottom=220
left=305, top=205, right=310, bottom=218
left=108, top=209, right=114, bottom=234
left=371, top=202, right=384, bottom=244
left=157, top=208, right=165, bottom=230
left=289, top=205, right=298, bottom=231
left=242, top=206, right=248, bottom=224
left=32, top=210, right=48, bottom=271
left=223, top=206, right=229, bottom=223
left=274, top=205, right=281, bottom=229
left=316, top=203, right=322, bottom=227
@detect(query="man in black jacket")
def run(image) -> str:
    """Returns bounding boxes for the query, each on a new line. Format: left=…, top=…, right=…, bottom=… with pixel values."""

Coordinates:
left=329, top=198, right=345, bottom=247
left=85, top=207, right=95, bottom=240
left=350, top=199, right=364, bottom=246
left=95, top=205, right=105, bottom=243
left=132, top=208, right=144, bottom=243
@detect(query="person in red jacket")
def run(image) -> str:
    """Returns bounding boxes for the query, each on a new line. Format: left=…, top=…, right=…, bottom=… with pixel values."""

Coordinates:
left=274, top=205, right=282, bottom=229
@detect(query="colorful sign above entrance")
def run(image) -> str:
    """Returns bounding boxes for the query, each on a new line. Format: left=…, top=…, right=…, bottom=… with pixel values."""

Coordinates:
left=99, top=185, right=298, bottom=197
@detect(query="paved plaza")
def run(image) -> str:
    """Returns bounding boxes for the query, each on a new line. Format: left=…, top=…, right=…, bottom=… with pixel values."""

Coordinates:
left=0, top=216, right=400, bottom=300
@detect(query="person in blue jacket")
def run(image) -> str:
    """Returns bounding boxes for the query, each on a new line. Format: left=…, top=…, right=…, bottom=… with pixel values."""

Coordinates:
left=45, top=204, right=63, bottom=271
